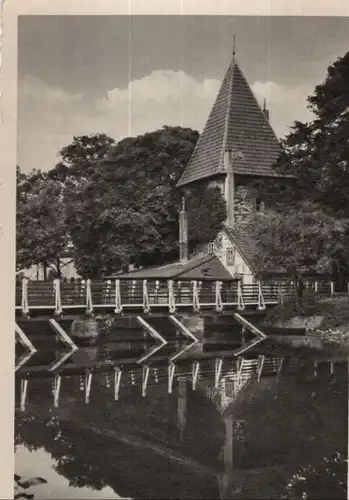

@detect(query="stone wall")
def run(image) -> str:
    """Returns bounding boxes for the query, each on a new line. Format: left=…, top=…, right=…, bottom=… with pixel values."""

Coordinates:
left=234, top=184, right=258, bottom=225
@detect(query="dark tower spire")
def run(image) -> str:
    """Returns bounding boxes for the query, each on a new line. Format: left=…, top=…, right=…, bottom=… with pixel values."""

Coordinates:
left=263, top=98, right=270, bottom=121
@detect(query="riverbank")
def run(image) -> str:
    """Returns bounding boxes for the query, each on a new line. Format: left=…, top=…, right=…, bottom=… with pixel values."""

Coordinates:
left=264, top=293, right=349, bottom=349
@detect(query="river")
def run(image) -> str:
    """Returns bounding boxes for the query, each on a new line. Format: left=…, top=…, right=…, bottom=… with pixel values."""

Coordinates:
left=15, top=322, right=348, bottom=499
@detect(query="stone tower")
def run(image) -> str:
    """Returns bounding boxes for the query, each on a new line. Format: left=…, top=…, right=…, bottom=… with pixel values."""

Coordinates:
left=177, top=52, right=290, bottom=283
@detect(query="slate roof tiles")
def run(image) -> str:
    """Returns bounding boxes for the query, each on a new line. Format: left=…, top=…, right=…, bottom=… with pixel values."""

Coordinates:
left=177, top=58, right=285, bottom=188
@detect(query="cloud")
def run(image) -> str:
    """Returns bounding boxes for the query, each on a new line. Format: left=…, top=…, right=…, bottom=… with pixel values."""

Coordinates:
left=251, top=80, right=315, bottom=136
left=96, top=69, right=221, bottom=138
left=18, top=71, right=221, bottom=172
left=17, top=70, right=315, bottom=173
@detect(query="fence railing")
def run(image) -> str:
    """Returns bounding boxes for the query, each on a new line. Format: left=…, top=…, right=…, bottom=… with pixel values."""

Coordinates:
left=15, top=278, right=333, bottom=315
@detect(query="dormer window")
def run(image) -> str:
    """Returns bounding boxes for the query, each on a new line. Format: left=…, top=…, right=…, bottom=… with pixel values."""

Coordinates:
left=256, top=197, right=265, bottom=214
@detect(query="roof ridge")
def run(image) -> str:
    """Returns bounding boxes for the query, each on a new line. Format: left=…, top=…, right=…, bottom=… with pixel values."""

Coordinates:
left=222, top=223, right=257, bottom=274
left=231, top=63, right=280, bottom=147
left=220, top=59, right=235, bottom=170
left=177, top=55, right=285, bottom=188
left=174, top=253, right=215, bottom=278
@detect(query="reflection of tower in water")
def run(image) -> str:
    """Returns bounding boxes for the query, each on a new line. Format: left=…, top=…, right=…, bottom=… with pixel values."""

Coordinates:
left=217, top=415, right=244, bottom=499
left=177, top=376, right=187, bottom=443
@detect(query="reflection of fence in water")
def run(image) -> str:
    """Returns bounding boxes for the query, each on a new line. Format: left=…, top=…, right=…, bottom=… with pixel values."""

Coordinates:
left=16, top=355, right=288, bottom=412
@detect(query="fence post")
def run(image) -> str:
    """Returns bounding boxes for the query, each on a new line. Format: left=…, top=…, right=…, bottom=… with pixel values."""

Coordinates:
left=114, top=279, right=123, bottom=314
left=142, top=280, right=150, bottom=314
left=237, top=281, right=245, bottom=310
left=168, top=280, right=176, bottom=313
left=86, top=279, right=93, bottom=314
left=314, top=281, right=318, bottom=293
left=53, top=279, right=62, bottom=316
left=330, top=281, right=334, bottom=297
left=21, top=277, right=29, bottom=316
left=215, top=280, right=223, bottom=312
left=257, top=281, right=266, bottom=310
left=192, top=280, right=200, bottom=312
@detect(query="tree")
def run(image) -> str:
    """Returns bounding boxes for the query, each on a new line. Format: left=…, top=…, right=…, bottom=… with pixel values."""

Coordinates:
left=16, top=167, right=69, bottom=278
left=48, top=133, right=116, bottom=181
left=250, top=52, right=349, bottom=291
left=250, top=202, right=348, bottom=306
left=257, top=52, right=349, bottom=216
left=64, top=126, right=226, bottom=277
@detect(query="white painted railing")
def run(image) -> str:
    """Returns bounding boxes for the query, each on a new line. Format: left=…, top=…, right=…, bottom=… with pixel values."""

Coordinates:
left=15, top=278, right=332, bottom=315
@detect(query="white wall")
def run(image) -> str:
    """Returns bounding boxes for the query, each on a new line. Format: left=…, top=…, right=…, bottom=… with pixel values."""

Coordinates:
left=213, top=230, right=255, bottom=284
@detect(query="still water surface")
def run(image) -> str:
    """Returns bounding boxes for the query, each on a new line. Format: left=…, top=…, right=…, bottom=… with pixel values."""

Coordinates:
left=15, top=327, right=348, bottom=500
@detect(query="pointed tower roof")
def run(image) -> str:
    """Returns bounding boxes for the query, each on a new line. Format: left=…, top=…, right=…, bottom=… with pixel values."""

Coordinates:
left=177, top=57, right=284, bottom=188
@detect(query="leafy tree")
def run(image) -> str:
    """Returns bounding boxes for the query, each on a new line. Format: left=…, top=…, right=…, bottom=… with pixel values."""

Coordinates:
left=48, top=133, right=116, bottom=181
left=249, top=52, right=349, bottom=290
left=16, top=167, right=69, bottom=278
left=64, top=126, right=226, bottom=277
left=250, top=202, right=348, bottom=306
left=257, top=52, right=349, bottom=216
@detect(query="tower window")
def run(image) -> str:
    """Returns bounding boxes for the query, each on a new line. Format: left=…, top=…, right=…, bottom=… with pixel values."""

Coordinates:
left=256, top=198, right=265, bottom=213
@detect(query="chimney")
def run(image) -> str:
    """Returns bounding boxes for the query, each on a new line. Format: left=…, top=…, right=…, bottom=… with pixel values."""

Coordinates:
left=179, top=196, right=188, bottom=263
left=263, top=98, right=270, bottom=121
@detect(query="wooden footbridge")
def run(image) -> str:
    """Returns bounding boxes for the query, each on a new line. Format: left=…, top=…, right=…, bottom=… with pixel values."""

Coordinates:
left=15, top=277, right=332, bottom=316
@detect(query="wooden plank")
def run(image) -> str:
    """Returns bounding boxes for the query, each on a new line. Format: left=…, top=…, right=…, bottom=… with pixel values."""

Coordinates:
left=136, top=316, right=167, bottom=344
left=233, top=313, right=267, bottom=339
left=15, top=323, right=37, bottom=353
left=49, top=319, right=78, bottom=350
left=168, top=315, right=199, bottom=343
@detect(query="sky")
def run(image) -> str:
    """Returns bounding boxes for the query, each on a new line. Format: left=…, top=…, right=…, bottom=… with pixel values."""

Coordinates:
left=17, top=15, right=349, bottom=173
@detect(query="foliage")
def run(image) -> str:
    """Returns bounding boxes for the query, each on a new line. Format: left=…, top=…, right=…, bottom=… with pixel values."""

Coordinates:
left=17, top=127, right=226, bottom=277
left=249, top=52, right=349, bottom=288
left=281, top=452, right=347, bottom=500
left=47, top=133, right=116, bottom=181
left=251, top=201, right=347, bottom=275
left=16, top=167, right=69, bottom=276
left=257, top=52, right=349, bottom=216
left=63, top=126, right=226, bottom=277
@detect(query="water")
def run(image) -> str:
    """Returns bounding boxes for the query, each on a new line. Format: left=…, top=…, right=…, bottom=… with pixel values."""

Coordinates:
left=15, top=322, right=348, bottom=499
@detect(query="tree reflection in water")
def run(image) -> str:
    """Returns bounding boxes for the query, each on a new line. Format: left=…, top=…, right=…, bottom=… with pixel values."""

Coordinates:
left=15, top=355, right=348, bottom=499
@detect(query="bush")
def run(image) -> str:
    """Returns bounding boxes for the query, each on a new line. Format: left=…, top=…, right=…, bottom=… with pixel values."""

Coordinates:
left=281, top=452, right=347, bottom=499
